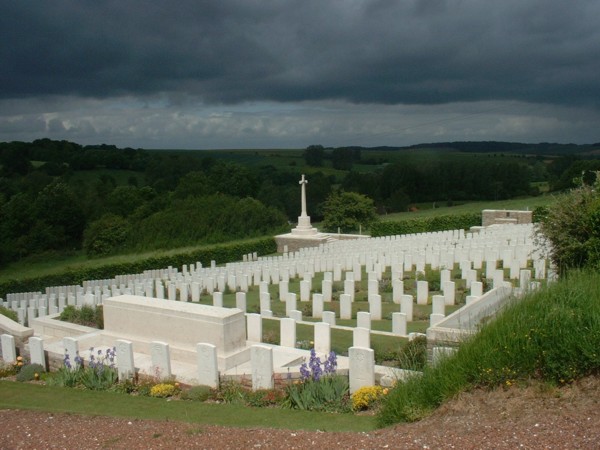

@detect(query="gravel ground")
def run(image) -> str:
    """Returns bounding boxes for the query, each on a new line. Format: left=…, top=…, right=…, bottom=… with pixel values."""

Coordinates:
left=1, top=377, right=600, bottom=449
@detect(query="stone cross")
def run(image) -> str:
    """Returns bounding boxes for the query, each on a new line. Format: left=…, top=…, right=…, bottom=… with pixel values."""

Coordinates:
left=299, top=174, right=308, bottom=217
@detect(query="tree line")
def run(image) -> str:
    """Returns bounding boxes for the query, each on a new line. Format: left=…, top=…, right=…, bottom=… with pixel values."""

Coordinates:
left=0, top=139, right=595, bottom=266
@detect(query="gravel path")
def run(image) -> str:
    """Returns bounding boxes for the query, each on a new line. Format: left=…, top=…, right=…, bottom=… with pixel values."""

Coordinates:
left=1, top=377, right=599, bottom=449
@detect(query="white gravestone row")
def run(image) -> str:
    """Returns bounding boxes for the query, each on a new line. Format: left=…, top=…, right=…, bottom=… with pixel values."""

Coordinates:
left=4, top=225, right=546, bottom=340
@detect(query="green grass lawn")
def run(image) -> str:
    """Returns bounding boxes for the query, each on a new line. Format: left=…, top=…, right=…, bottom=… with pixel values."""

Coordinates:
left=382, top=194, right=556, bottom=221
left=0, top=381, right=377, bottom=431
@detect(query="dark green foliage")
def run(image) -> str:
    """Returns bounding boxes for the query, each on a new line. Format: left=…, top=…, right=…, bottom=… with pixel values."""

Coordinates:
left=126, top=195, right=287, bottom=252
left=321, top=191, right=378, bottom=233
left=303, top=145, right=325, bottom=167
left=83, top=214, right=131, bottom=256
left=59, top=305, right=104, bottom=329
left=180, top=385, right=214, bottom=402
left=396, top=336, right=428, bottom=371
left=283, top=376, right=351, bottom=413
left=371, top=213, right=480, bottom=236
left=16, top=363, right=46, bottom=382
left=537, top=180, right=600, bottom=273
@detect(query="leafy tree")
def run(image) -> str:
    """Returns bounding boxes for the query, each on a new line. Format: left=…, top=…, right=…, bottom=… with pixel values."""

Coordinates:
left=83, top=214, right=131, bottom=256
left=304, top=145, right=325, bottom=167
left=106, top=186, right=145, bottom=217
left=537, top=174, right=600, bottom=273
left=321, top=191, right=378, bottom=233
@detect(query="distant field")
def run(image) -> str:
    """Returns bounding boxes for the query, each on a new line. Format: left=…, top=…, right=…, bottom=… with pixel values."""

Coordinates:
left=381, top=195, right=556, bottom=221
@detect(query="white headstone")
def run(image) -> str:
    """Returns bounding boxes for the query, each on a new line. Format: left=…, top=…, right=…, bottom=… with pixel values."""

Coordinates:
left=401, top=294, right=414, bottom=322
left=322, top=311, right=336, bottom=326
left=392, top=279, right=404, bottom=304
left=369, top=294, right=382, bottom=320
left=213, top=291, right=223, bottom=308
left=340, top=294, right=352, bottom=320
left=470, top=281, right=483, bottom=297
left=280, top=318, right=296, bottom=348
left=314, top=322, right=331, bottom=355
left=392, top=312, right=407, bottom=336
left=416, top=280, right=429, bottom=305
left=246, top=313, right=262, bottom=342
left=353, top=327, right=370, bottom=348
left=251, top=345, right=274, bottom=390
left=357, top=311, right=371, bottom=330
left=29, top=336, right=46, bottom=370
left=279, top=280, right=289, bottom=302
left=322, top=279, right=332, bottom=302
left=311, top=293, right=323, bottom=319
left=349, top=346, right=375, bottom=394
left=151, top=341, right=171, bottom=379
left=116, top=339, right=135, bottom=380
left=235, top=291, right=247, bottom=311
left=196, top=343, right=219, bottom=388
left=63, top=337, right=79, bottom=369
left=286, top=293, right=297, bottom=317
left=289, top=310, right=303, bottom=322
left=1, top=334, right=16, bottom=363
left=432, top=295, right=445, bottom=316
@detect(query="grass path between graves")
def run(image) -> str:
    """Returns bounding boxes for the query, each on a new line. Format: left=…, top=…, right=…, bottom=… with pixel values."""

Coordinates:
left=0, top=381, right=377, bottom=432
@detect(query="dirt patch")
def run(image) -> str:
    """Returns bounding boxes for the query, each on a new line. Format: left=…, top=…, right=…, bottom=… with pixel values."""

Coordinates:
left=1, top=377, right=600, bottom=449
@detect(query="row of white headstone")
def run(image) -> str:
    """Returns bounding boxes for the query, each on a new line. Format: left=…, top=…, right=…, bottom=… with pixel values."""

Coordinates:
left=0, top=332, right=376, bottom=393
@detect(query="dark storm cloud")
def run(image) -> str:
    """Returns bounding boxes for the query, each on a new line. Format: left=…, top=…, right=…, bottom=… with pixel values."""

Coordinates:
left=1, top=0, right=599, bottom=108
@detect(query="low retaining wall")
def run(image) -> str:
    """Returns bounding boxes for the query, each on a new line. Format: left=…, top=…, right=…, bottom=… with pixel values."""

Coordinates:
left=426, top=285, right=514, bottom=363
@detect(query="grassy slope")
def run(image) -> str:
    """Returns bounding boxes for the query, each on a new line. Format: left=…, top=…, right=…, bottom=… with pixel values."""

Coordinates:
left=378, top=270, right=600, bottom=426
left=0, top=382, right=376, bottom=432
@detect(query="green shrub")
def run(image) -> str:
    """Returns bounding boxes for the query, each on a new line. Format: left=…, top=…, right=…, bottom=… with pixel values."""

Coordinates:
left=244, top=388, right=285, bottom=407
left=283, top=375, right=351, bottom=413
left=16, top=363, right=46, bottom=382
left=536, top=180, right=600, bottom=273
left=59, top=305, right=104, bottom=329
left=180, top=385, right=214, bottom=402
left=0, top=360, right=19, bottom=378
left=215, top=380, right=247, bottom=405
left=396, top=336, right=428, bottom=371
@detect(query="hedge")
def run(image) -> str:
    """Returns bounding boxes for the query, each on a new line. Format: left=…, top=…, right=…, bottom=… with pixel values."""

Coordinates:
left=0, top=237, right=277, bottom=298
left=370, top=213, right=481, bottom=237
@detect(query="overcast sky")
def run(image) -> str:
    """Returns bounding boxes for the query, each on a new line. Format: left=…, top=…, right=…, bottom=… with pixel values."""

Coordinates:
left=1, top=1, right=599, bottom=149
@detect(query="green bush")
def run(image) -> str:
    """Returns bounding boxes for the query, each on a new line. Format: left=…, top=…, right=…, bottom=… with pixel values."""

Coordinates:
left=16, top=363, right=46, bottom=382
left=536, top=180, right=600, bottom=273
left=180, top=385, right=214, bottom=402
left=283, top=375, right=351, bottom=413
left=59, top=305, right=103, bottom=329
left=396, top=336, right=428, bottom=371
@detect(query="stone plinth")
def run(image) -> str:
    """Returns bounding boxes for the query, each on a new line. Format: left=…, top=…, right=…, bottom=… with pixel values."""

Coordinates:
left=482, top=209, right=532, bottom=227
left=103, top=295, right=247, bottom=369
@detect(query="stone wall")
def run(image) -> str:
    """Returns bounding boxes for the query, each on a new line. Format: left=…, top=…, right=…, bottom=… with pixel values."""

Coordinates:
left=482, top=209, right=533, bottom=227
